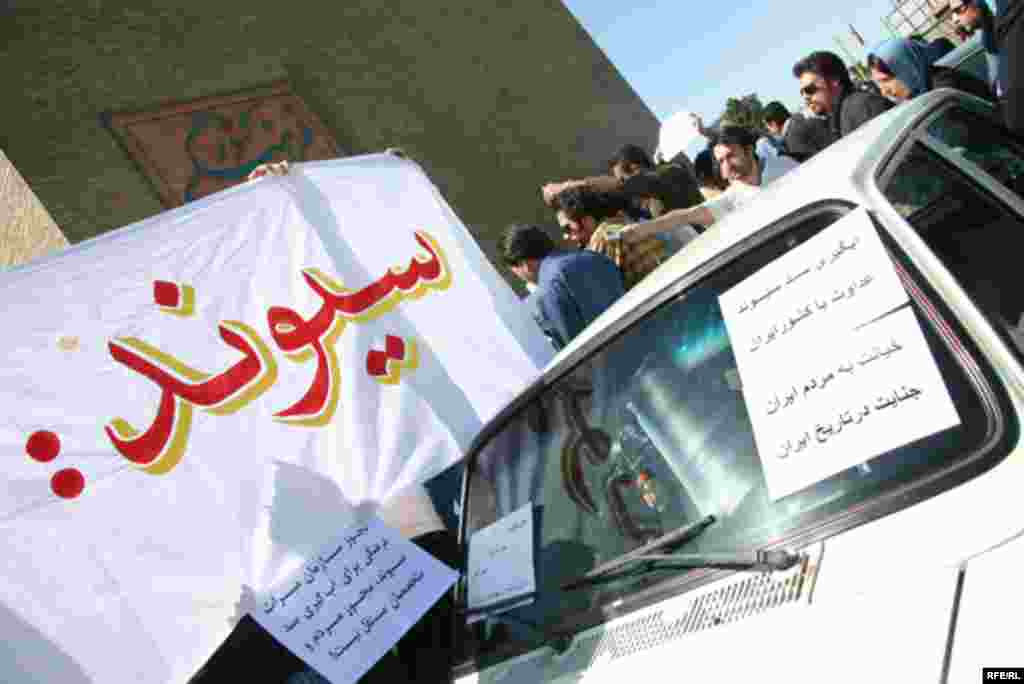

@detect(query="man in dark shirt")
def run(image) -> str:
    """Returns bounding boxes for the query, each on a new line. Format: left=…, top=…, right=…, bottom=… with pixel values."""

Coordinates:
left=792, top=51, right=894, bottom=140
left=950, top=0, right=1005, bottom=99
left=783, top=113, right=834, bottom=162
left=499, top=224, right=624, bottom=350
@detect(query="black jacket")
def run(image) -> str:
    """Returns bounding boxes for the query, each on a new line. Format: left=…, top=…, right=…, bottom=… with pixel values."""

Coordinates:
left=998, top=0, right=1023, bottom=46
left=930, top=65, right=997, bottom=103
left=829, top=87, right=894, bottom=138
left=782, top=114, right=834, bottom=162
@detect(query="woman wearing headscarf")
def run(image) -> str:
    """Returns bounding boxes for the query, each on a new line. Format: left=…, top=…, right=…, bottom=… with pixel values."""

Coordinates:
left=867, top=37, right=995, bottom=104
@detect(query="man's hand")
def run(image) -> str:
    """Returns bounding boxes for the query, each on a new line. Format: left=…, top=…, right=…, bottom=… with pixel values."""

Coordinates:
left=247, top=160, right=290, bottom=181
left=541, top=179, right=585, bottom=206
left=689, top=113, right=708, bottom=137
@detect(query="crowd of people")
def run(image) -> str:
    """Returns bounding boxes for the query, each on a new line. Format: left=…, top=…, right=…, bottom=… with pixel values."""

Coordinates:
left=505, top=0, right=1019, bottom=356
left=219, top=4, right=1019, bottom=682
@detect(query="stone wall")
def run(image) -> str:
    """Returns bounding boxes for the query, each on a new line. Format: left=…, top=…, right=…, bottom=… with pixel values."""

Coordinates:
left=0, top=149, right=68, bottom=268
left=0, top=1, right=658, bottom=270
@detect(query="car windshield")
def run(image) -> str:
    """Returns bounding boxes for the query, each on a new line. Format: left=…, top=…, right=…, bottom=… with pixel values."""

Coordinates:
left=459, top=205, right=1004, bottom=669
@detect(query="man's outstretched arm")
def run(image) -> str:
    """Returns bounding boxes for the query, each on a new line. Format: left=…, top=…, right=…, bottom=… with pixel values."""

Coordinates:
left=616, top=204, right=716, bottom=243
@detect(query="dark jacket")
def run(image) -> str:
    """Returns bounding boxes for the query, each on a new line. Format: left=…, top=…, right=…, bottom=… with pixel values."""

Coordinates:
left=782, top=113, right=834, bottom=162
left=998, top=0, right=1022, bottom=132
left=931, top=65, right=998, bottom=103
left=527, top=249, right=625, bottom=350
left=829, top=87, right=895, bottom=138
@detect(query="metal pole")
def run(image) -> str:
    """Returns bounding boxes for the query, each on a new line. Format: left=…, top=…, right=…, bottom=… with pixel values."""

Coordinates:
left=880, top=15, right=899, bottom=39
left=832, top=35, right=859, bottom=65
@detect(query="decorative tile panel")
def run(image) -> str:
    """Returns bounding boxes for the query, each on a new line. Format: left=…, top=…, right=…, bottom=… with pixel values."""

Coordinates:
left=105, top=81, right=340, bottom=208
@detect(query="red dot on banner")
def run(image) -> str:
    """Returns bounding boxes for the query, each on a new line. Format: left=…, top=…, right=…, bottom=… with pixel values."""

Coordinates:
left=26, top=430, right=61, bottom=462
left=51, top=468, right=85, bottom=499
left=153, top=280, right=181, bottom=308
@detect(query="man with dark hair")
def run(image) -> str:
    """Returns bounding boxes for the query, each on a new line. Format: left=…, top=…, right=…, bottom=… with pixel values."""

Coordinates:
left=608, top=143, right=655, bottom=174
left=792, top=50, right=893, bottom=139
left=758, top=101, right=797, bottom=159
left=551, top=186, right=667, bottom=290
left=499, top=224, right=624, bottom=350
left=615, top=126, right=797, bottom=244
left=694, top=146, right=727, bottom=199
left=762, top=102, right=792, bottom=139
left=542, top=143, right=703, bottom=220
left=949, top=0, right=1005, bottom=99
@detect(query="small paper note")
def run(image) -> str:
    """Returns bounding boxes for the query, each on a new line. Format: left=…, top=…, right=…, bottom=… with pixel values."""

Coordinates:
left=250, top=516, right=458, bottom=684
left=466, top=502, right=536, bottom=621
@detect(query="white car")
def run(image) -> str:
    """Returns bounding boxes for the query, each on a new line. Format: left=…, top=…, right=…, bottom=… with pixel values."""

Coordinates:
left=453, top=89, right=1024, bottom=683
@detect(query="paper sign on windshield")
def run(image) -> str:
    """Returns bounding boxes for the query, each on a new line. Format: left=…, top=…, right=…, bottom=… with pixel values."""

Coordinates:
left=719, top=208, right=960, bottom=500
left=251, top=515, right=458, bottom=684
left=466, top=502, right=536, bottom=621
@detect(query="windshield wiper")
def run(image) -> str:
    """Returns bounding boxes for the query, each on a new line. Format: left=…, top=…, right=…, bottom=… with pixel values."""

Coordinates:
left=561, top=514, right=716, bottom=591
left=563, top=548, right=802, bottom=591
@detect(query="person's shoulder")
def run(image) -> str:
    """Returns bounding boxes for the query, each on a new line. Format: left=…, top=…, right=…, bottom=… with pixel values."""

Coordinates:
left=538, top=248, right=572, bottom=272
left=544, top=248, right=611, bottom=272
left=654, top=162, right=686, bottom=176
left=764, top=154, right=799, bottom=181
left=570, top=246, right=619, bottom=272
left=932, top=65, right=996, bottom=101
left=841, top=89, right=893, bottom=129
left=847, top=89, right=892, bottom=108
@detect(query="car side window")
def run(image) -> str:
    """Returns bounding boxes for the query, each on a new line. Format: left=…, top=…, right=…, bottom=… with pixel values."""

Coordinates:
left=883, top=142, right=1024, bottom=333
left=925, top=105, right=1024, bottom=199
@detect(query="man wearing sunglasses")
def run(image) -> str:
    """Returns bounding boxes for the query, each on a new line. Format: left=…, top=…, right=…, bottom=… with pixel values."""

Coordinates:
left=949, top=0, right=1005, bottom=101
left=792, top=51, right=893, bottom=140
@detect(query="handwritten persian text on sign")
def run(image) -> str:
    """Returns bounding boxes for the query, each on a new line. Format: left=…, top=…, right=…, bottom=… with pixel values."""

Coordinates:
left=467, top=502, right=536, bottom=621
left=252, top=516, right=458, bottom=684
left=719, top=208, right=909, bottom=363
left=719, top=209, right=960, bottom=500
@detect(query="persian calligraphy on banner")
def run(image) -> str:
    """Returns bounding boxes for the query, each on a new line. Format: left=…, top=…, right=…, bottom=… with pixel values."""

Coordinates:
left=718, top=209, right=960, bottom=500
left=253, top=516, right=458, bottom=684
left=0, top=154, right=553, bottom=684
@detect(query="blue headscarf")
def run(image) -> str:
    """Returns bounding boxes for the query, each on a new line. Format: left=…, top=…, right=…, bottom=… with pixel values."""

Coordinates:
left=868, top=38, right=952, bottom=97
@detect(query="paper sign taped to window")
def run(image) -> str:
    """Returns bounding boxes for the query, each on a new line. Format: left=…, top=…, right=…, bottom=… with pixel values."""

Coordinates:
left=718, top=208, right=960, bottom=500
left=466, top=502, right=536, bottom=622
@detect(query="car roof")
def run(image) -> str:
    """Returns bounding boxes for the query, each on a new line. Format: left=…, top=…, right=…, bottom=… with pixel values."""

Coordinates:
left=539, top=90, right=958, bottom=376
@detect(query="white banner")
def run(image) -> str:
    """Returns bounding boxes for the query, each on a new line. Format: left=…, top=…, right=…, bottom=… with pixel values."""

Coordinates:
left=0, top=154, right=552, bottom=683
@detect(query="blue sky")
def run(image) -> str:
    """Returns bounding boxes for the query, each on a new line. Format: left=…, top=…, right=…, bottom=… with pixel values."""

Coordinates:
left=562, top=0, right=906, bottom=123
